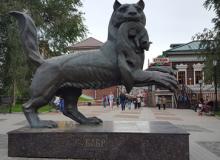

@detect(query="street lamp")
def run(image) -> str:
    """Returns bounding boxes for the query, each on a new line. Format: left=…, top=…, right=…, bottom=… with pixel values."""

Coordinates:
left=213, top=60, right=218, bottom=111
left=199, top=79, right=203, bottom=100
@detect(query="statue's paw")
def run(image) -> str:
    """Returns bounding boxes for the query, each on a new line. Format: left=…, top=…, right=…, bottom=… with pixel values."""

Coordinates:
left=31, top=120, right=58, bottom=128
left=88, top=117, right=103, bottom=123
left=42, top=120, right=58, bottom=128
left=153, top=72, right=179, bottom=92
left=85, top=117, right=103, bottom=125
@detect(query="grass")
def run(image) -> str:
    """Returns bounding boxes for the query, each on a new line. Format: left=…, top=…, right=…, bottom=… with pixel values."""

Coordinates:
left=0, top=104, right=54, bottom=113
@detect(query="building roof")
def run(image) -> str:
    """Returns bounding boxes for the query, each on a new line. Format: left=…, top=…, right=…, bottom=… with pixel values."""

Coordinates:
left=69, top=37, right=104, bottom=50
left=170, top=43, right=184, bottom=48
left=163, top=41, right=206, bottom=55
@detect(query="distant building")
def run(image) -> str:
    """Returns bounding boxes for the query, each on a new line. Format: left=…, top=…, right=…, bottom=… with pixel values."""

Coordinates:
left=69, top=37, right=118, bottom=104
left=163, top=41, right=205, bottom=86
left=148, top=41, right=220, bottom=108
left=68, top=37, right=103, bottom=54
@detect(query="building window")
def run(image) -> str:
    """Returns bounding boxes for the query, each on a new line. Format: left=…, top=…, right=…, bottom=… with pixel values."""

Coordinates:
left=195, top=71, right=202, bottom=84
left=178, top=71, right=185, bottom=84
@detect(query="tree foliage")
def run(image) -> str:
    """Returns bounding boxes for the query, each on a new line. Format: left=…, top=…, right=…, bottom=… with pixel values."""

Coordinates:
left=0, top=0, right=87, bottom=101
left=194, top=0, right=220, bottom=84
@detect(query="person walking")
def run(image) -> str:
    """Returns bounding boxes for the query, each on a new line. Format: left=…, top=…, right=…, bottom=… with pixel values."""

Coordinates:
left=137, top=97, right=141, bottom=109
left=59, top=97, right=64, bottom=112
left=102, top=95, right=107, bottom=109
left=133, top=97, right=138, bottom=109
left=116, top=96, right=120, bottom=108
left=53, top=96, right=60, bottom=112
left=119, top=93, right=126, bottom=111
left=198, top=98, right=204, bottom=116
left=109, top=92, right=114, bottom=109
left=157, top=97, right=161, bottom=110
left=126, top=97, right=132, bottom=110
left=162, top=96, right=166, bottom=110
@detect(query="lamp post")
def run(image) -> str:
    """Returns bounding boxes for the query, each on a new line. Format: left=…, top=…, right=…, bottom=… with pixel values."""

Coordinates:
left=213, top=60, right=218, bottom=111
left=199, top=79, right=203, bottom=100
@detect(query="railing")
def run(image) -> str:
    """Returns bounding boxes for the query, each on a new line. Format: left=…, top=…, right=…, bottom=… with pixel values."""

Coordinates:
left=176, top=84, right=195, bottom=109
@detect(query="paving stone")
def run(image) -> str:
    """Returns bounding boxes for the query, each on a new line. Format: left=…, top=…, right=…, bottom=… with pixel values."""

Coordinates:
left=120, top=111, right=141, bottom=114
left=114, top=114, right=140, bottom=119
left=197, top=142, right=220, bottom=157
left=176, top=125, right=213, bottom=132
left=155, top=116, right=183, bottom=121
left=1, top=107, right=220, bottom=160
left=0, top=134, right=7, bottom=149
left=153, top=113, right=176, bottom=116
left=13, top=120, right=27, bottom=126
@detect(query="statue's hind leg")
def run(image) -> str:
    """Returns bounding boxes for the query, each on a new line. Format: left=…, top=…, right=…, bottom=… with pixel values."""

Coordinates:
left=60, top=87, right=102, bottom=124
left=23, top=97, right=57, bottom=128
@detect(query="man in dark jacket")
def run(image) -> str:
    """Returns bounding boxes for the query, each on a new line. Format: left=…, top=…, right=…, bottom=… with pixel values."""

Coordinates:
left=119, top=93, right=126, bottom=111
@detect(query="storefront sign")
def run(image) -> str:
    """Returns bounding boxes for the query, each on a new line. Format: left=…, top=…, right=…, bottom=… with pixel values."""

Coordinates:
left=153, top=58, right=169, bottom=64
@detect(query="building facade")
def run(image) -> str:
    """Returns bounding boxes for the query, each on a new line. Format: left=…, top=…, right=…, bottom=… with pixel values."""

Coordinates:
left=149, top=41, right=220, bottom=108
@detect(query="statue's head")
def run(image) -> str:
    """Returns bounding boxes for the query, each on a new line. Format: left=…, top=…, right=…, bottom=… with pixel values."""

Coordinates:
left=111, top=0, right=146, bottom=28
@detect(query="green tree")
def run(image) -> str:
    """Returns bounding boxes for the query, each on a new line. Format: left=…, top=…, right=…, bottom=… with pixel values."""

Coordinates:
left=0, top=0, right=87, bottom=105
left=194, top=0, right=220, bottom=84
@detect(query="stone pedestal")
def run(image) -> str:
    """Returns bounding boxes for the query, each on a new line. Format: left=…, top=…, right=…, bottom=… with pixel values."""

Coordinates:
left=8, top=121, right=189, bottom=160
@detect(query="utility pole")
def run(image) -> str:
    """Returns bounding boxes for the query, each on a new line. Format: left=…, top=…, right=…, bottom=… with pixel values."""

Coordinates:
left=213, top=60, right=218, bottom=111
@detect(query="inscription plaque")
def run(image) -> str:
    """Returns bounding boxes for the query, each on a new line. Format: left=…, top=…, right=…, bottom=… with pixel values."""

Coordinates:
left=84, top=135, right=107, bottom=148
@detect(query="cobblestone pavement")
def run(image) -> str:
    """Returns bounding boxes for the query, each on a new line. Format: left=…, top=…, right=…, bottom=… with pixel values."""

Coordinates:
left=0, top=106, right=220, bottom=160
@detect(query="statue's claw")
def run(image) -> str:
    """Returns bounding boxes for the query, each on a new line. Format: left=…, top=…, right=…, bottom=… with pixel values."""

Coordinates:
left=88, top=117, right=103, bottom=123
left=155, top=72, right=178, bottom=92
left=31, top=120, right=58, bottom=128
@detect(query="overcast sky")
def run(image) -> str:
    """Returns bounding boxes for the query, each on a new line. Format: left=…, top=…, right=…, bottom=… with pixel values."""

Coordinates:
left=81, top=0, right=215, bottom=69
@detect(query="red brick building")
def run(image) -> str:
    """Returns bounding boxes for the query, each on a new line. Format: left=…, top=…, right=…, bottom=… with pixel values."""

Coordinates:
left=69, top=37, right=118, bottom=104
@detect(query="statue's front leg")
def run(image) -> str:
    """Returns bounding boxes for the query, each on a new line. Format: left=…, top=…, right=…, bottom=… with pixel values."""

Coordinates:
left=133, top=70, right=178, bottom=92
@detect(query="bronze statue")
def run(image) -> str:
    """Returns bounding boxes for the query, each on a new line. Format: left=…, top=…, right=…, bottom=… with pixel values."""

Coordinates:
left=10, top=0, right=178, bottom=128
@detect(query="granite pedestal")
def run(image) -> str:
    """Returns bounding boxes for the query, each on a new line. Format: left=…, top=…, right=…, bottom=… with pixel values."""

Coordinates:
left=8, top=121, right=189, bottom=160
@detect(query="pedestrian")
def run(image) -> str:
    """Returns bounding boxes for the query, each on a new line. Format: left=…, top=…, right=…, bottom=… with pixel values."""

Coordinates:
left=119, top=93, right=126, bottom=111
left=59, top=97, right=64, bottom=112
left=198, top=98, right=204, bottom=116
left=157, top=97, right=161, bottom=110
left=162, top=96, right=166, bottom=110
left=133, top=97, right=138, bottom=109
left=102, top=95, right=107, bottom=109
left=109, top=92, right=114, bottom=109
left=137, top=96, right=141, bottom=109
left=116, top=96, right=120, bottom=108
left=53, top=96, right=60, bottom=112
left=126, top=97, right=132, bottom=110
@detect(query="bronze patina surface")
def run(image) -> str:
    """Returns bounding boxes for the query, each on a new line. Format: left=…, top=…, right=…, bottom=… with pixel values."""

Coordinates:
left=10, top=0, right=178, bottom=128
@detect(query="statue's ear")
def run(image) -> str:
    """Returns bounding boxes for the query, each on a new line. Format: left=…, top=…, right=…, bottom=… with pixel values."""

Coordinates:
left=137, top=0, right=145, bottom=10
left=114, top=0, right=121, bottom=10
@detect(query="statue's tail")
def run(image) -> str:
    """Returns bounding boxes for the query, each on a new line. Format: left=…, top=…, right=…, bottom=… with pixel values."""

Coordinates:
left=9, top=11, right=45, bottom=66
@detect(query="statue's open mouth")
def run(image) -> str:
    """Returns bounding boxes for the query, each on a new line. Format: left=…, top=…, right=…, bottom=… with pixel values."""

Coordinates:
left=115, top=17, right=141, bottom=28
left=126, top=16, right=140, bottom=21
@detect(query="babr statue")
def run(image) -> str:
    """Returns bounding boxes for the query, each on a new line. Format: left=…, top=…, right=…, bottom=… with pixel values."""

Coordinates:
left=10, top=0, right=178, bottom=128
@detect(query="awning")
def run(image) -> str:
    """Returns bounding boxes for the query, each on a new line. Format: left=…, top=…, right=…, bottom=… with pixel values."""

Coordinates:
left=79, top=94, right=94, bottom=102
